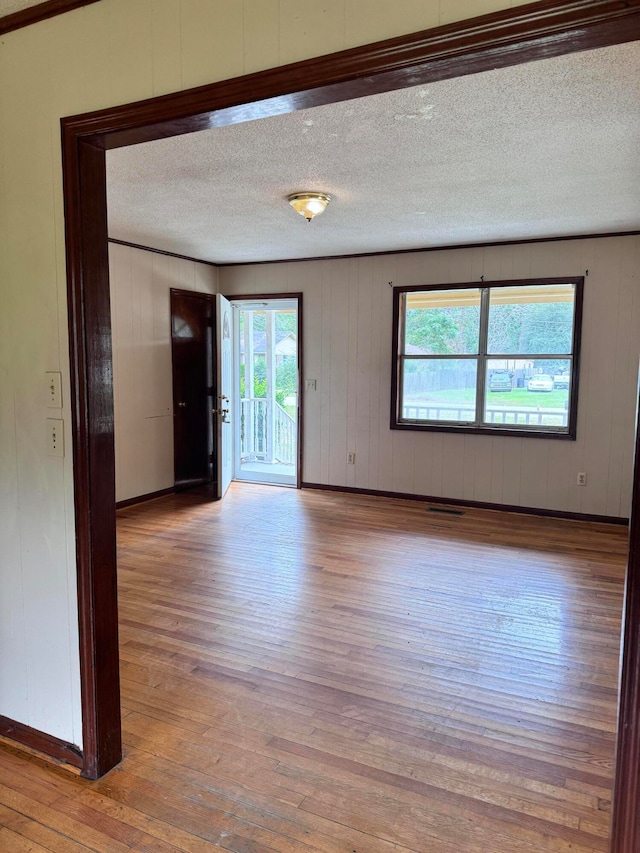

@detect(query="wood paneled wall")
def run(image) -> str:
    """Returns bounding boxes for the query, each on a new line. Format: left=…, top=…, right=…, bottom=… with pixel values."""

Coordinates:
left=221, top=236, right=640, bottom=518
left=109, top=244, right=218, bottom=503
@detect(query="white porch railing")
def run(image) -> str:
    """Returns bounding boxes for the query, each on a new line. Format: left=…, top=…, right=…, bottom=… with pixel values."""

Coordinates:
left=402, top=403, right=568, bottom=427
left=274, top=403, right=297, bottom=465
left=240, top=398, right=297, bottom=465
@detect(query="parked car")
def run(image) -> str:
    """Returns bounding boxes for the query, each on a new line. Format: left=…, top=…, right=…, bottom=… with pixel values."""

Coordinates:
left=553, top=373, right=570, bottom=389
left=488, top=371, right=512, bottom=392
left=527, top=374, right=554, bottom=392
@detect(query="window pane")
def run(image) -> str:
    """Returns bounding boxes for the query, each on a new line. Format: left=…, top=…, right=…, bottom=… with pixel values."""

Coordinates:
left=401, top=358, right=477, bottom=423
left=404, top=289, right=481, bottom=355
left=487, top=284, right=575, bottom=355
left=483, top=358, right=571, bottom=429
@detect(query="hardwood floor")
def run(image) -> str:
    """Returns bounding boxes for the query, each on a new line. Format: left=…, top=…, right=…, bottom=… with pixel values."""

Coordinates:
left=0, top=484, right=629, bottom=852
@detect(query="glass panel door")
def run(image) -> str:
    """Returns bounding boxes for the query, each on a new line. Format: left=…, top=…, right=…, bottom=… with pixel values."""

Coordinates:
left=232, top=298, right=298, bottom=486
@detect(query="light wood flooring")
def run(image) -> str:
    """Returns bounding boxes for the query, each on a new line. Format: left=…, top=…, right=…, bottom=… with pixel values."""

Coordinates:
left=0, top=484, right=630, bottom=852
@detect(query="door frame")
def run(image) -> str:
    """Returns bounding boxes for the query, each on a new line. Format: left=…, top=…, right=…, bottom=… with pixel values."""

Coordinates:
left=228, top=293, right=303, bottom=489
left=58, top=4, right=640, bottom=848
left=170, top=288, right=217, bottom=493
left=216, top=293, right=235, bottom=499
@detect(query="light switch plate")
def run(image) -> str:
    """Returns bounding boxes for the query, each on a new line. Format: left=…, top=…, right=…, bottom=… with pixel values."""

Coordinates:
left=47, top=419, right=64, bottom=457
left=45, top=372, right=62, bottom=408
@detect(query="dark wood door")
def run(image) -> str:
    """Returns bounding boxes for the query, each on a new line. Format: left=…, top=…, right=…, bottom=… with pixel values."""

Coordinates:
left=170, top=289, right=216, bottom=492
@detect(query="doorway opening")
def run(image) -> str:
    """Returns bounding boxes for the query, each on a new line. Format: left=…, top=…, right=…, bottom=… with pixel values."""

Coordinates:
left=58, top=8, right=640, bottom=849
left=232, top=298, right=300, bottom=487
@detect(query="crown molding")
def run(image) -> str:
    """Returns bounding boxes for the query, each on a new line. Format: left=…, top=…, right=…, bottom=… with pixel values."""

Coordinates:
left=0, top=0, right=100, bottom=36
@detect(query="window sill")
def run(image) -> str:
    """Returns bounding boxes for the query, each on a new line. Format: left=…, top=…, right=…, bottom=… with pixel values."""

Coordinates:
left=391, top=421, right=576, bottom=440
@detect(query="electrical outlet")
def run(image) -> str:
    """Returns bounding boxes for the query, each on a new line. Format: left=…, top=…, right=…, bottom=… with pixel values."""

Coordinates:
left=305, top=379, right=317, bottom=391
left=45, top=371, right=62, bottom=408
left=47, top=419, right=64, bottom=457
left=347, top=452, right=356, bottom=465
left=577, top=472, right=587, bottom=486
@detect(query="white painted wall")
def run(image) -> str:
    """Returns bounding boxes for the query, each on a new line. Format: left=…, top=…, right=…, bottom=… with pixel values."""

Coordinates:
left=109, top=244, right=218, bottom=503
left=0, top=0, right=578, bottom=746
left=221, top=236, right=640, bottom=518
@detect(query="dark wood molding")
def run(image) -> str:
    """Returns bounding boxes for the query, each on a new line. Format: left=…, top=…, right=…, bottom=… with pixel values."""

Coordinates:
left=0, top=715, right=83, bottom=769
left=391, top=276, right=402, bottom=443
left=610, top=387, right=640, bottom=852
left=57, top=7, right=640, bottom=844
left=224, top=292, right=304, bottom=489
left=390, top=421, right=578, bottom=439
left=297, top=294, right=304, bottom=490
left=115, top=487, right=175, bottom=511
left=61, top=132, right=122, bottom=780
left=390, top=277, right=583, bottom=440
left=61, top=0, right=640, bottom=152
left=170, top=287, right=216, bottom=298
left=111, top=231, right=640, bottom=272
left=570, top=277, right=585, bottom=440
left=216, top=230, right=640, bottom=268
left=0, top=0, right=100, bottom=36
left=395, top=276, right=586, bottom=293
left=108, top=238, right=219, bottom=269
left=225, top=293, right=303, bottom=302
left=301, top=482, right=629, bottom=526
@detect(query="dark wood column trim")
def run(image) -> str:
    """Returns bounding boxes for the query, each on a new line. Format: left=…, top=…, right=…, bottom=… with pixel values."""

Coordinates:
left=610, top=389, right=640, bottom=853
left=56, top=9, right=640, bottom=851
left=0, top=0, right=101, bottom=36
left=61, top=130, right=121, bottom=780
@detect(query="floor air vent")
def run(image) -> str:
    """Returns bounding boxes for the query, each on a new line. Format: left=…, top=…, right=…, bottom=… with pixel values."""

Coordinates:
left=428, top=507, right=465, bottom=516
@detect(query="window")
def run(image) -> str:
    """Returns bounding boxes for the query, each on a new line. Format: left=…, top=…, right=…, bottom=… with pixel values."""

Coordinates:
left=392, top=277, right=583, bottom=438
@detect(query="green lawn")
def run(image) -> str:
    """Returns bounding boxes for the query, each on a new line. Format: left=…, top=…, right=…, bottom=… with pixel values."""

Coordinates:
left=406, top=387, right=569, bottom=408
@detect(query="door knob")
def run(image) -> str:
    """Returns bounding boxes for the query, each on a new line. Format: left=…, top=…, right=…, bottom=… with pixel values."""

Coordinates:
left=212, top=407, right=230, bottom=423
left=177, top=401, right=187, bottom=408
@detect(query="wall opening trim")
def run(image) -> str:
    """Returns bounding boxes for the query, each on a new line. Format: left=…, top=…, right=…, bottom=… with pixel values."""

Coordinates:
left=0, top=0, right=101, bottom=36
left=56, top=4, right=640, bottom=851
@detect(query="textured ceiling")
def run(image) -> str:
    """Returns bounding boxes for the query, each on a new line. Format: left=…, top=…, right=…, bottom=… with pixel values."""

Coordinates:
left=107, top=42, right=640, bottom=265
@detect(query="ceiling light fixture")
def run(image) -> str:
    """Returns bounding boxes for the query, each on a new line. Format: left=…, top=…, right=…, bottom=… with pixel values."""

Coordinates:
left=288, top=192, right=331, bottom=222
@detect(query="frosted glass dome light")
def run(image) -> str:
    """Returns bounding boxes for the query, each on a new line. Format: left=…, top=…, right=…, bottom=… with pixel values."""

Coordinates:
left=288, top=192, right=332, bottom=222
